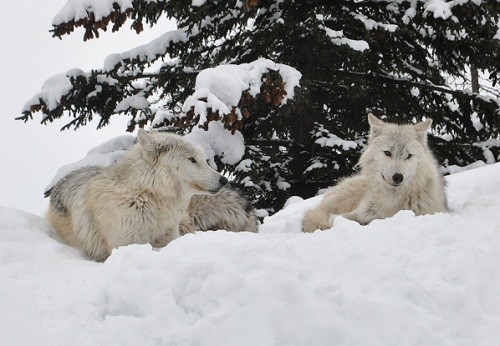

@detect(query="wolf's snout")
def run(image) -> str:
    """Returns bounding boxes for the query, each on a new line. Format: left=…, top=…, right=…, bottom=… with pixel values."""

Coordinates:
left=219, top=176, right=229, bottom=186
left=392, top=173, right=404, bottom=184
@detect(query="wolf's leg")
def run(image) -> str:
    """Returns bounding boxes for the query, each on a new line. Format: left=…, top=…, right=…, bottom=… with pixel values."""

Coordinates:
left=179, top=216, right=196, bottom=236
left=333, top=210, right=362, bottom=225
left=337, top=201, right=377, bottom=226
left=302, top=208, right=335, bottom=232
left=150, top=228, right=179, bottom=248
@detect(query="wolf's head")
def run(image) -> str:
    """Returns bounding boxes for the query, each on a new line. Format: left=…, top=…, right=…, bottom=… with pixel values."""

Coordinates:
left=137, top=129, right=228, bottom=194
left=358, top=114, right=434, bottom=189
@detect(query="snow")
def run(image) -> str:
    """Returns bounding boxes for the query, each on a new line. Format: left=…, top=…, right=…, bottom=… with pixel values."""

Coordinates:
left=185, top=122, right=246, bottom=166
left=423, top=0, right=484, bottom=20
left=192, top=0, right=206, bottom=6
left=314, top=124, right=358, bottom=151
left=114, top=94, right=150, bottom=112
left=315, top=133, right=358, bottom=150
left=2, top=161, right=500, bottom=344
left=353, top=13, right=398, bottom=32
left=441, top=160, right=487, bottom=175
left=53, top=0, right=135, bottom=25
left=320, top=26, right=370, bottom=52
left=103, top=28, right=190, bottom=71
left=178, top=59, right=301, bottom=166
left=182, top=59, right=302, bottom=117
left=424, top=0, right=453, bottom=19
left=195, top=67, right=249, bottom=107
left=495, top=19, right=500, bottom=40
left=22, top=69, right=86, bottom=112
left=235, top=158, right=253, bottom=172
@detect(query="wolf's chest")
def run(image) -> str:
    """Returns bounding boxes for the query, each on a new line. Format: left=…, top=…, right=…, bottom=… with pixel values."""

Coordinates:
left=374, top=190, right=424, bottom=217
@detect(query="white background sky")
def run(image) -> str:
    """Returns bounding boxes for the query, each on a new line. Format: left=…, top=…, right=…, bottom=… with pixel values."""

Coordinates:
left=0, top=1, right=175, bottom=215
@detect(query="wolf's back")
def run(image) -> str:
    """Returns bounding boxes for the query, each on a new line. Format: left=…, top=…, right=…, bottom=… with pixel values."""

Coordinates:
left=48, top=166, right=103, bottom=214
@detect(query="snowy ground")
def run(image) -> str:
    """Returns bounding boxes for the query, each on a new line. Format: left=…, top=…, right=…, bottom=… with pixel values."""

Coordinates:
left=1, top=163, right=500, bottom=345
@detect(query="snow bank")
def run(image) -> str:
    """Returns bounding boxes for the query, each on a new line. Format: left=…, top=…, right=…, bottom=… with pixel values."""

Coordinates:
left=2, top=162, right=500, bottom=344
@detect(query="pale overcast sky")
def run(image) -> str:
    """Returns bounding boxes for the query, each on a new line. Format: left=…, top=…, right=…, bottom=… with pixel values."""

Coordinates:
left=0, top=1, right=175, bottom=215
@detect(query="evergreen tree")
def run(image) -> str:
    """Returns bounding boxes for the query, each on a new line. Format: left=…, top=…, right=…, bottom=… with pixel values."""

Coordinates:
left=20, top=0, right=500, bottom=212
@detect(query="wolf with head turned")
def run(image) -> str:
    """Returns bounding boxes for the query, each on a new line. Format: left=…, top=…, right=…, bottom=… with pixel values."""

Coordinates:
left=46, top=129, right=228, bottom=261
left=303, top=113, right=448, bottom=232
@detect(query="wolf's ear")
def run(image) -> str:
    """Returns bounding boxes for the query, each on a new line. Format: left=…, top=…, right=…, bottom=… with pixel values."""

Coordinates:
left=367, top=113, right=386, bottom=138
left=137, top=128, right=153, bottom=148
left=414, top=118, right=432, bottom=145
left=414, top=118, right=432, bottom=134
left=138, top=130, right=175, bottom=162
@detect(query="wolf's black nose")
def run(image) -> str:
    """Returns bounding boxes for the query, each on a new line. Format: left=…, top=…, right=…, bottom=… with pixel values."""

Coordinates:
left=219, top=176, right=228, bottom=186
left=392, top=173, right=404, bottom=184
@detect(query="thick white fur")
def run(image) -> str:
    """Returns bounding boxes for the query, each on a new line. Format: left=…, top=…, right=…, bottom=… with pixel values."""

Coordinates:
left=47, top=130, right=226, bottom=261
left=303, top=114, right=448, bottom=232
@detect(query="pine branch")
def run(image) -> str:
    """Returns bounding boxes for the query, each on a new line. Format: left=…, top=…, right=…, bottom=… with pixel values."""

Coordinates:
left=51, top=0, right=172, bottom=40
left=330, top=70, right=497, bottom=101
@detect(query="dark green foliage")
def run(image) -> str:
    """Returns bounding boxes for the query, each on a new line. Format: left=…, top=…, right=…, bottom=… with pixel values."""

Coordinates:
left=19, top=0, right=500, bottom=211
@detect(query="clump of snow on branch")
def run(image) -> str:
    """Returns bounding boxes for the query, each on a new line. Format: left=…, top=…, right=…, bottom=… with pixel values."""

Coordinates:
left=353, top=13, right=398, bottom=32
left=103, top=29, right=190, bottom=71
left=424, top=0, right=453, bottom=19
left=320, top=26, right=370, bottom=52
left=53, top=0, right=135, bottom=25
left=185, top=122, right=245, bottom=166
left=114, top=94, right=150, bottom=112
left=174, top=58, right=301, bottom=165
left=494, top=19, right=500, bottom=40
left=314, top=124, right=358, bottom=150
left=22, top=69, right=85, bottom=114
left=315, top=134, right=358, bottom=151
left=317, top=15, right=369, bottom=52
left=182, top=58, right=301, bottom=117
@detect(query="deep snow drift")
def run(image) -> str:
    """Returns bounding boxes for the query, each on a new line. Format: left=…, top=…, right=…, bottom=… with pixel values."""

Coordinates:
left=1, top=163, right=500, bottom=345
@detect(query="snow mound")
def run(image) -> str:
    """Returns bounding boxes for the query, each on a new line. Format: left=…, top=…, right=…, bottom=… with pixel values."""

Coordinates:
left=2, top=163, right=500, bottom=344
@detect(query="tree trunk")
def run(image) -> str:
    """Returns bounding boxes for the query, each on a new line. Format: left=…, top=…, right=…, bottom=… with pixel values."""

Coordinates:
left=471, top=65, right=480, bottom=93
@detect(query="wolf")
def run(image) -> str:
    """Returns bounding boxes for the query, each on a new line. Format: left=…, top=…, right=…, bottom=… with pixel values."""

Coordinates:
left=302, top=113, right=448, bottom=232
left=46, top=129, right=228, bottom=261
left=179, top=186, right=259, bottom=235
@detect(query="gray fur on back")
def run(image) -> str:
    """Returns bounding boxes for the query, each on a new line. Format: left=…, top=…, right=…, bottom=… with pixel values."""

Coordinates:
left=48, top=166, right=102, bottom=215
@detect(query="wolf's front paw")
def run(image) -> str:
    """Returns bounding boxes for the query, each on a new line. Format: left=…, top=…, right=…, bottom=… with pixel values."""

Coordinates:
left=151, top=233, right=171, bottom=248
left=302, top=209, right=335, bottom=232
left=179, top=217, right=196, bottom=236
left=328, top=214, right=337, bottom=227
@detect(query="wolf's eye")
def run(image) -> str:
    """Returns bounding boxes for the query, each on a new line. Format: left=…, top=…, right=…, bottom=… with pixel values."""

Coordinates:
left=406, top=154, right=413, bottom=159
left=188, top=157, right=197, bottom=164
left=384, top=151, right=392, bottom=157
